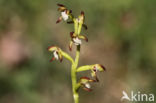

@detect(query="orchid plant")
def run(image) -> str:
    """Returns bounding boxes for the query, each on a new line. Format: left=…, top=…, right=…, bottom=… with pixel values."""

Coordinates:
left=48, top=4, right=106, bottom=103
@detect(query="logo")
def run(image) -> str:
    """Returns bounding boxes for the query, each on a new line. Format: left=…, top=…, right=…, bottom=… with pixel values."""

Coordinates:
left=121, top=91, right=154, bottom=102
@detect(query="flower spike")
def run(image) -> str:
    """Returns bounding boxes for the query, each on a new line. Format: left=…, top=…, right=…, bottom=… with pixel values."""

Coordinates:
left=48, top=4, right=106, bottom=103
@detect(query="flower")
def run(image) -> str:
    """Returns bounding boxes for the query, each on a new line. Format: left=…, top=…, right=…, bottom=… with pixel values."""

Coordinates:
left=69, top=32, right=88, bottom=51
left=56, top=4, right=72, bottom=23
left=93, top=64, right=106, bottom=72
left=53, top=51, right=59, bottom=60
left=91, top=64, right=106, bottom=82
left=47, top=46, right=63, bottom=62
left=79, top=77, right=95, bottom=92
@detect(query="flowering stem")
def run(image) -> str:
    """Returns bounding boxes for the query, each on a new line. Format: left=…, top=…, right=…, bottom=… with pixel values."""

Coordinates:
left=71, top=46, right=80, bottom=103
left=50, top=4, right=106, bottom=103
left=71, top=19, right=81, bottom=103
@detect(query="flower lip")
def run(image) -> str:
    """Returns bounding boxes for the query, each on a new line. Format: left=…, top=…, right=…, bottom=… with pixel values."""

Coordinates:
left=73, top=37, right=82, bottom=45
left=61, top=11, right=69, bottom=21
left=53, top=51, right=59, bottom=60
left=85, top=83, right=91, bottom=89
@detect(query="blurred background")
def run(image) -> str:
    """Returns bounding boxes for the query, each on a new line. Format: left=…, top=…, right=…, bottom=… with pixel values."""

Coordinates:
left=0, top=0, right=156, bottom=103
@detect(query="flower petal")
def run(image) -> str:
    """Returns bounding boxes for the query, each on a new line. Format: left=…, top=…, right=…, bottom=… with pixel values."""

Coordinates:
left=69, top=41, right=73, bottom=51
left=78, top=11, right=85, bottom=23
left=70, top=32, right=75, bottom=38
left=57, top=4, right=66, bottom=12
left=47, top=46, right=58, bottom=52
left=81, top=11, right=84, bottom=16
left=57, top=4, right=65, bottom=7
left=49, top=57, right=55, bottom=62
left=56, top=16, right=63, bottom=24
left=67, top=21, right=74, bottom=24
left=78, top=35, right=88, bottom=42
left=94, top=64, right=106, bottom=72
left=82, top=24, right=88, bottom=30
left=58, top=51, right=63, bottom=62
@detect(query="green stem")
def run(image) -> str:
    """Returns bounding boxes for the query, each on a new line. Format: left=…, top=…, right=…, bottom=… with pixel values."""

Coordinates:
left=71, top=63, right=79, bottom=103
left=71, top=18, right=81, bottom=103
left=74, top=18, right=78, bottom=33
left=77, top=23, right=82, bottom=35
left=75, top=45, right=80, bottom=67
left=71, top=45, right=80, bottom=103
